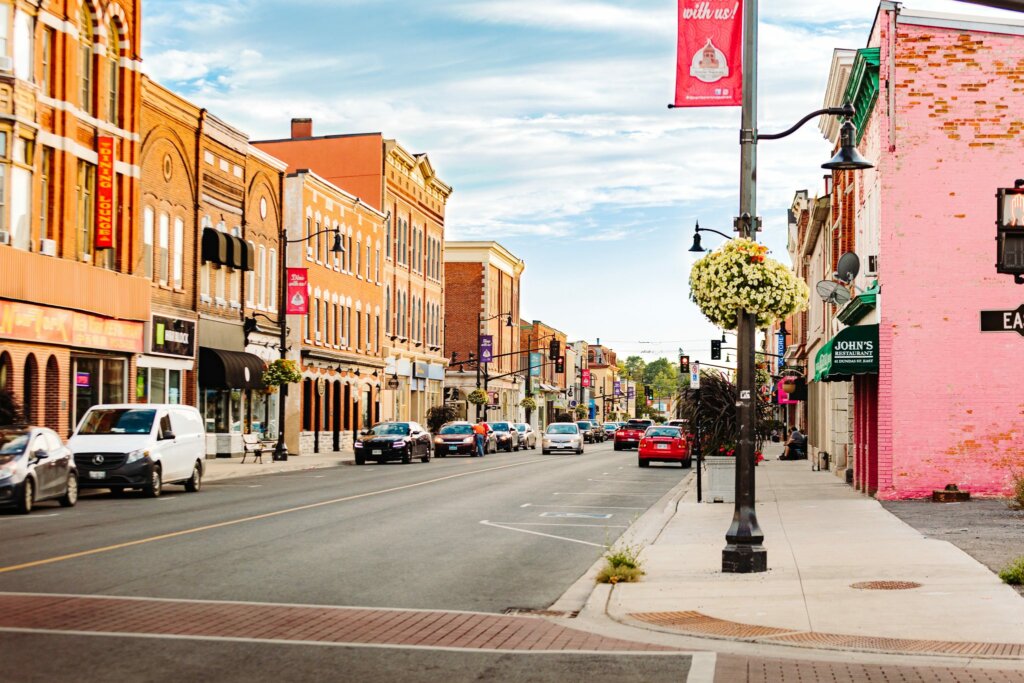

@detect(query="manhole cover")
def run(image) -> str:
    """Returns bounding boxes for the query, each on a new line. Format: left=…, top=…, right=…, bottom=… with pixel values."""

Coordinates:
left=850, top=580, right=922, bottom=590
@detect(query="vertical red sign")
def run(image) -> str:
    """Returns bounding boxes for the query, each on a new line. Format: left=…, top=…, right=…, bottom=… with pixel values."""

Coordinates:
left=581, top=369, right=591, bottom=388
left=286, top=268, right=309, bottom=314
left=95, top=136, right=115, bottom=248
left=673, top=0, right=743, bottom=108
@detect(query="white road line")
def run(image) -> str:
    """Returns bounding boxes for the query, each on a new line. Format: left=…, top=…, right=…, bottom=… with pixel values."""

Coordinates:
left=4, top=513, right=59, bottom=519
left=552, top=492, right=655, bottom=497
left=487, top=522, right=628, bottom=528
left=586, top=478, right=655, bottom=484
left=520, top=503, right=532, bottom=508
left=479, top=520, right=603, bottom=547
left=686, top=652, right=717, bottom=683
left=521, top=504, right=645, bottom=510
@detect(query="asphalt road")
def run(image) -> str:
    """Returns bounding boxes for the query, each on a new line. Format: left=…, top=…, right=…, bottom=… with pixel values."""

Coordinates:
left=0, top=440, right=688, bottom=612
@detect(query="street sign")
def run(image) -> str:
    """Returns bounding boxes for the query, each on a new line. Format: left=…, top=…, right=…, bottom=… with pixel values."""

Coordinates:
left=569, top=400, right=578, bottom=408
left=980, top=304, right=1024, bottom=335
left=387, top=377, right=400, bottom=389
left=690, top=362, right=700, bottom=389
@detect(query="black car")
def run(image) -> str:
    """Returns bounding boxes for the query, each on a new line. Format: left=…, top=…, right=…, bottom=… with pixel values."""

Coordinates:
left=0, top=426, right=78, bottom=514
left=576, top=421, right=597, bottom=443
left=433, top=422, right=478, bottom=456
left=486, top=421, right=520, bottom=452
left=354, top=422, right=432, bottom=465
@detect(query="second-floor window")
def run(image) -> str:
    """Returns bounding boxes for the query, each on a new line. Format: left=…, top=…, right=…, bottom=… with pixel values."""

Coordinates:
left=79, top=6, right=94, bottom=116
left=107, top=19, right=120, bottom=125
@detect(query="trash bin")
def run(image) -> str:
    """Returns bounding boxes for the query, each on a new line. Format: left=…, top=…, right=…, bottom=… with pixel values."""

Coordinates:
left=704, top=456, right=735, bottom=503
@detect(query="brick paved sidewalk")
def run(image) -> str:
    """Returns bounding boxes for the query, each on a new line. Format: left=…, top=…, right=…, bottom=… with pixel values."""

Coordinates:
left=0, top=593, right=673, bottom=652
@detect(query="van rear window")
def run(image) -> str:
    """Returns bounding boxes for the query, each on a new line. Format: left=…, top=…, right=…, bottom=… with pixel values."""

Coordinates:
left=79, top=409, right=156, bottom=435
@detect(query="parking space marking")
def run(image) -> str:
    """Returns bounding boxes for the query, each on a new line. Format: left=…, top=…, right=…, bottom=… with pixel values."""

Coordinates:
left=539, top=512, right=613, bottom=520
left=479, top=520, right=603, bottom=547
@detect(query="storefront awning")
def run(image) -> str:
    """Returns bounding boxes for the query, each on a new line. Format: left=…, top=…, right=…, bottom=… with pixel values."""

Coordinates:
left=813, top=324, right=879, bottom=382
left=198, top=347, right=266, bottom=389
left=837, top=281, right=880, bottom=325
left=201, top=228, right=254, bottom=271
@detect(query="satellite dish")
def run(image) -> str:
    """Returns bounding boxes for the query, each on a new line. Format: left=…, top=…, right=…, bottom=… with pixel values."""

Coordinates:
left=816, top=280, right=852, bottom=305
left=834, top=252, right=860, bottom=284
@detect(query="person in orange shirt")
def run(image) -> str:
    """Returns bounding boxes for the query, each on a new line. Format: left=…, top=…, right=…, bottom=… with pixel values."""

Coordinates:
left=472, top=420, right=488, bottom=457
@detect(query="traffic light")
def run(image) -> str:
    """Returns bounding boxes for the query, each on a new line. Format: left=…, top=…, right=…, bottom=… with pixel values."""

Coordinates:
left=644, top=385, right=653, bottom=400
left=555, top=355, right=565, bottom=373
left=711, top=339, right=722, bottom=360
left=679, top=355, right=690, bottom=374
left=549, top=339, right=561, bottom=361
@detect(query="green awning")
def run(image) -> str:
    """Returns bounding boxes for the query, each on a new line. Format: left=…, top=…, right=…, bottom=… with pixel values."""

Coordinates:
left=813, top=324, right=879, bottom=382
left=836, top=281, right=880, bottom=325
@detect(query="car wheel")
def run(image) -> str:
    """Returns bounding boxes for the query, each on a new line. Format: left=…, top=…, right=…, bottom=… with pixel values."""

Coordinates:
left=59, top=472, right=79, bottom=507
left=682, top=458, right=692, bottom=469
left=576, top=448, right=583, bottom=455
left=356, top=455, right=365, bottom=465
left=184, top=461, right=203, bottom=492
left=402, top=449, right=412, bottom=464
left=144, top=465, right=162, bottom=498
left=613, top=444, right=621, bottom=451
left=15, top=478, right=34, bottom=514
left=542, top=449, right=550, bottom=455
left=421, top=448, right=431, bottom=463
left=638, top=459, right=650, bottom=468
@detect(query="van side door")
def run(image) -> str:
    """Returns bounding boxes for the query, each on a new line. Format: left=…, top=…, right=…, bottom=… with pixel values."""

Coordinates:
left=170, top=409, right=204, bottom=475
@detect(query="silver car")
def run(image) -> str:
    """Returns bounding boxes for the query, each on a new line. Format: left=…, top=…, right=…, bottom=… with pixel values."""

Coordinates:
left=542, top=423, right=584, bottom=455
left=514, top=423, right=537, bottom=449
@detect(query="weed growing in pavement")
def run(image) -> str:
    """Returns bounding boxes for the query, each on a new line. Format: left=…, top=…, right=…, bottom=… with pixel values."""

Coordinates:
left=596, top=544, right=645, bottom=585
left=999, top=557, right=1024, bottom=585
left=1010, top=473, right=1024, bottom=510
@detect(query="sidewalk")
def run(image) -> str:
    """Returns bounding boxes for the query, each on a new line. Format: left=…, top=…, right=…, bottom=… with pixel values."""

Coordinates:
left=202, top=449, right=353, bottom=483
left=597, top=443, right=1024, bottom=659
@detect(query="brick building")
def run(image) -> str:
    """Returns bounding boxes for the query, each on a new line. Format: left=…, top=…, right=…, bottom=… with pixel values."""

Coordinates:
left=587, top=345, right=620, bottom=423
left=255, top=122, right=452, bottom=425
left=519, top=320, right=568, bottom=429
left=0, top=0, right=147, bottom=436
left=444, top=241, right=525, bottom=422
left=281, top=169, right=387, bottom=456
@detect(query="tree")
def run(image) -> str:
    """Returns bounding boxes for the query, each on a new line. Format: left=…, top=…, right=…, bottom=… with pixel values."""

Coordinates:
left=426, top=404, right=458, bottom=433
left=620, top=356, right=646, bottom=384
left=0, top=389, right=22, bottom=426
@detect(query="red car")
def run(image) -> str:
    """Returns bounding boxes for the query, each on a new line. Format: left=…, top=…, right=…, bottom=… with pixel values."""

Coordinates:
left=613, top=419, right=652, bottom=451
left=638, top=426, right=691, bottom=468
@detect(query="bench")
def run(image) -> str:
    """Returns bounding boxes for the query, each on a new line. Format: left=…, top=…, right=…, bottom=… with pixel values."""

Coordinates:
left=241, top=433, right=264, bottom=463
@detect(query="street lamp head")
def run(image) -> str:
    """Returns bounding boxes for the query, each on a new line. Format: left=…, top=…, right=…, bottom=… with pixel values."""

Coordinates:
left=688, top=232, right=706, bottom=253
left=330, top=229, right=344, bottom=253
left=821, top=120, right=873, bottom=171
left=505, top=315, right=513, bottom=327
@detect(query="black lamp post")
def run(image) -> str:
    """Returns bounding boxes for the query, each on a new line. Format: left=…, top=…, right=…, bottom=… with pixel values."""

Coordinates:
left=475, top=312, right=513, bottom=421
left=271, top=225, right=344, bottom=461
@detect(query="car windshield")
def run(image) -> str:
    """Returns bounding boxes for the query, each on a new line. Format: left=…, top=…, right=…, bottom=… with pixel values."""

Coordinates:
left=0, top=430, right=29, bottom=455
left=576, top=422, right=592, bottom=429
left=647, top=427, right=681, bottom=438
left=79, top=409, right=156, bottom=435
left=514, top=424, right=527, bottom=432
left=490, top=422, right=511, bottom=431
left=547, top=424, right=578, bottom=434
left=439, top=424, right=472, bottom=435
left=604, top=423, right=617, bottom=428
left=369, top=423, right=410, bottom=436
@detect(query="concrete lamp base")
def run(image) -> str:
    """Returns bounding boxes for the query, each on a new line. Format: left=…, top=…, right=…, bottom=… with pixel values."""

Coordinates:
left=722, top=544, right=768, bottom=573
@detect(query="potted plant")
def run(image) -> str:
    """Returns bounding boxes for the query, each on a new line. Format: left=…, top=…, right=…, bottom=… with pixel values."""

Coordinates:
left=467, top=389, right=488, bottom=406
left=262, top=359, right=302, bottom=389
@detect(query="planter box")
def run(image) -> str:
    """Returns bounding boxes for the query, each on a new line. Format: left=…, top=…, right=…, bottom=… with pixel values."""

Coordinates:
left=704, top=455, right=735, bottom=503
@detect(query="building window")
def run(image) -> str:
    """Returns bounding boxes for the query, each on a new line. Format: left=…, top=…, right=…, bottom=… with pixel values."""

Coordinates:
left=375, top=248, right=380, bottom=282
left=365, top=243, right=371, bottom=280
left=78, top=5, right=94, bottom=116
left=39, top=147, right=52, bottom=241
left=268, top=249, right=277, bottom=311
left=173, top=218, right=184, bottom=289
left=356, top=310, right=362, bottom=350
left=305, top=217, right=312, bottom=260
left=386, top=215, right=391, bottom=259
left=385, top=286, right=391, bottom=335
left=41, top=27, right=54, bottom=97
left=106, top=19, right=120, bottom=125
left=245, top=241, right=256, bottom=305
left=257, top=245, right=266, bottom=307
left=13, top=9, right=32, bottom=81
left=375, top=315, right=380, bottom=352
left=157, top=213, right=169, bottom=285
left=0, top=5, right=8, bottom=64
left=356, top=239, right=361, bottom=275
left=76, top=160, right=95, bottom=260
left=313, top=219, right=321, bottom=262
left=366, top=311, right=371, bottom=350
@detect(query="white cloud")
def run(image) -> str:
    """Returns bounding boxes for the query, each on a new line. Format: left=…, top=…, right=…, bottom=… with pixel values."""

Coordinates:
left=449, top=0, right=673, bottom=36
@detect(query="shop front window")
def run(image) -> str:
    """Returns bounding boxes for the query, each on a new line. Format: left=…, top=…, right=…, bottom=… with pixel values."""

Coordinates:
left=72, top=357, right=126, bottom=429
left=201, top=389, right=246, bottom=434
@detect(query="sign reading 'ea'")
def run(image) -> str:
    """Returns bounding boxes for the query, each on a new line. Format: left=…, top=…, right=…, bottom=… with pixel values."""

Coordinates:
left=980, top=304, right=1024, bottom=336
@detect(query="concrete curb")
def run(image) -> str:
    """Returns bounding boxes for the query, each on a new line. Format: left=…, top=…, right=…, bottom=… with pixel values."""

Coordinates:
left=203, top=457, right=352, bottom=483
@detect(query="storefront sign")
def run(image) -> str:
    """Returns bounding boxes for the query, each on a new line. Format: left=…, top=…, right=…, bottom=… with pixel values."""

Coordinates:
left=487, top=390, right=499, bottom=405
left=413, top=362, right=428, bottom=379
left=387, top=377, right=400, bottom=389
left=0, top=300, right=143, bottom=352
left=95, top=136, right=115, bottom=249
left=581, top=369, right=591, bottom=387
left=777, top=332, right=786, bottom=372
left=479, top=335, right=493, bottom=363
left=76, top=372, right=91, bottom=388
left=980, top=304, right=1024, bottom=336
left=151, top=315, right=195, bottom=358
left=285, top=268, right=309, bottom=315
left=673, top=0, right=743, bottom=108
left=529, top=352, right=542, bottom=376
left=814, top=325, right=879, bottom=382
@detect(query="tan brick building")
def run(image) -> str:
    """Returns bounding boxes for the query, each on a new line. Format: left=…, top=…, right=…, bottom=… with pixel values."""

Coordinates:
left=443, top=241, right=525, bottom=422
left=519, top=320, right=567, bottom=429
left=255, top=122, right=452, bottom=425
left=0, top=0, right=148, bottom=435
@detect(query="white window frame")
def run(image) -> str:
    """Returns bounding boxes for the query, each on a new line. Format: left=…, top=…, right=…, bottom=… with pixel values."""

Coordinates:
left=173, top=217, right=183, bottom=289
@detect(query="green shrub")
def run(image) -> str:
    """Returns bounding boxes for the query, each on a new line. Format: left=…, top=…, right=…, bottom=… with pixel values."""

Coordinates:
left=596, top=545, right=644, bottom=584
left=1011, top=473, right=1024, bottom=510
left=999, top=557, right=1024, bottom=585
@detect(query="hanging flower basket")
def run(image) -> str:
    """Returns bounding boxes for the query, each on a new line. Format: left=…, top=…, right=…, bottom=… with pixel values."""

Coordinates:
left=520, top=396, right=537, bottom=410
left=689, top=238, right=809, bottom=330
left=467, top=389, right=488, bottom=406
left=262, top=359, right=302, bottom=387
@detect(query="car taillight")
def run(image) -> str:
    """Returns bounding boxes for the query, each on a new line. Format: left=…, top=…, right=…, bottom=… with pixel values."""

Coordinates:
left=639, top=439, right=647, bottom=448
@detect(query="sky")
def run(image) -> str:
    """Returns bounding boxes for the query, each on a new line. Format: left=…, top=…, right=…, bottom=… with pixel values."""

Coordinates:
left=142, top=0, right=1021, bottom=368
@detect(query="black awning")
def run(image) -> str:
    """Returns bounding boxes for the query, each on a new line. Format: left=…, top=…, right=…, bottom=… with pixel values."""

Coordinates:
left=201, top=227, right=228, bottom=265
left=198, top=347, right=266, bottom=389
left=241, top=239, right=254, bottom=271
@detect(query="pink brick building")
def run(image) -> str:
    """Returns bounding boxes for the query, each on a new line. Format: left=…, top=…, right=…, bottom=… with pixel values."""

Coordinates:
left=810, top=2, right=1024, bottom=499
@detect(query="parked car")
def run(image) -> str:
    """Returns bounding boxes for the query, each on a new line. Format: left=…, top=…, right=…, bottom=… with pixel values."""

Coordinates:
left=486, top=421, right=521, bottom=452
left=638, top=426, right=691, bottom=468
left=602, top=422, right=620, bottom=438
left=614, top=421, right=647, bottom=451
left=432, top=422, right=478, bottom=457
left=575, top=420, right=597, bottom=443
left=590, top=421, right=606, bottom=443
left=355, top=422, right=432, bottom=464
left=513, top=423, right=537, bottom=450
left=542, top=423, right=584, bottom=455
left=0, top=426, right=78, bottom=514
left=69, top=404, right=205, bottom=497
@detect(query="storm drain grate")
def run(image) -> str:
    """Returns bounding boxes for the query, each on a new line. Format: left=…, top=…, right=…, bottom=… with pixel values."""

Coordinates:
left=503, top=608, right=579, bottom=618
left=850, top=580, right=922, bottom=590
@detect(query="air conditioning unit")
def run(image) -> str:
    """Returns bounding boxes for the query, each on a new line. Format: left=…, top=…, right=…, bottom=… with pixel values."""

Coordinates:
left=0, top=56, right=12, bottom=73
left=867, top=254, right=878, bottom=274
left=0, top=230, right=10, bottom=245
left=39, top=238, right=57, bottom=256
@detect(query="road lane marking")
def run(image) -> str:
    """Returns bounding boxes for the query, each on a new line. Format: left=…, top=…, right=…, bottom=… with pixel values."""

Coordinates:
left=3, top=513, right=59, bottom=519
left=539, top=512, right=613, bottom=520
left=521, top=504, right=644, bottom=510
left=587, top=478, right=656, bottom=484
left=487, top=522, right=628, bottom=528
left=552, top=492, right=655, bottom=497
left=479, top=520, right=604, bottom=547
left=0, top=458, right=548, bottom=575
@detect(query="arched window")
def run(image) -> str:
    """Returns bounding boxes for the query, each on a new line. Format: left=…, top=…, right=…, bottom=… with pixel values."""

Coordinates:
left=107, top=18, right=120, bottom=125
left=257, top=245, right=266, bottom=308
left=79, top=5, right=94, bottom=115
left=385, top=286, right=391, bottom=335
left=268, top=249, right=277, bottom=310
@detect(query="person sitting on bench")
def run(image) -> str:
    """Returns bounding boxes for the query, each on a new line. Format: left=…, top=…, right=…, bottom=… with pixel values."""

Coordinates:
left=781, top=428, right=807, bottom=460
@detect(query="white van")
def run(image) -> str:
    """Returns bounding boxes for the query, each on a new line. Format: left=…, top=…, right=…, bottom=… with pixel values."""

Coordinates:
left=68, top=404, right=206, bottom=497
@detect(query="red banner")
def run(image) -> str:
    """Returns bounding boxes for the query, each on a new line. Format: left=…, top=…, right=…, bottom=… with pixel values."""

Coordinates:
left=285, top=268, right=309, bottom=315
left=95, top=136, right=115, bottom=248
left=674, top=0, right=743, bottom=108
left=581, top=369, right=591, bottom=388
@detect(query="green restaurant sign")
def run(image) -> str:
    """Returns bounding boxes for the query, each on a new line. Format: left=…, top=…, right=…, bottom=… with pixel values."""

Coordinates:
left=814, top=324, right=879, bottom=382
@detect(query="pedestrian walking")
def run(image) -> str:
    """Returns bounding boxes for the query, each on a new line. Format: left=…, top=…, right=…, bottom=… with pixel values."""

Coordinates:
left=472, top=419, right=487, bottom=457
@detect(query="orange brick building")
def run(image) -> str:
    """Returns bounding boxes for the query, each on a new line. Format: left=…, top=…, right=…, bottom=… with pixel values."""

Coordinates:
left=255, top=121, right=452, bottom=425
left=0, top=0, right=147, bottom=435
left=519, top=320, right=567, bottom=428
